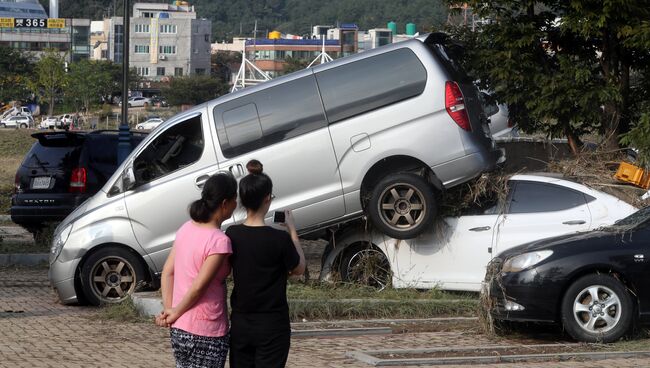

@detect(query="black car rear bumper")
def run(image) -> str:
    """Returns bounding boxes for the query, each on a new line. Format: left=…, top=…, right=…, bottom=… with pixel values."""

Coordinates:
left=11, top=194, right=89, bottom=227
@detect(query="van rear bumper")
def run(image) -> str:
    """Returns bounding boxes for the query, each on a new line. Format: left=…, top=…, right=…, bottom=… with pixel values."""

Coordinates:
left=433, top=148, right=505, bottom=189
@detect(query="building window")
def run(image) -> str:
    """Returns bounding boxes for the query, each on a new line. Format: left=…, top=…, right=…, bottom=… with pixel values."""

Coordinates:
left=195, top=68, right=205, bottom=75
left=159, top=45, right=176, bottom=54
left=100, top=50, right=108, bottom=59
left=142, top=12, right=154, bottom=18
left=204, top=34, right=209, bottom=42
left=134, top=44, right=149, bottom=54
left=159, top=24, right=177, bottom=34
left=136, top=67, right=150, bottom=76
left=135, top=24, right=150, bottom=33
left=193, top=48, right=198, bottom=54
left=174, top=67, right=183, bottom=76
left=157, top=67, right=165, bottom=76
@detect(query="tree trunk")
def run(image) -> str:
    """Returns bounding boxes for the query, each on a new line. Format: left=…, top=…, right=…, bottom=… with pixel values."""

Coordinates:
left=48, top=96, right=54, bottom=116
left=564, top=124, right=581, bottom=156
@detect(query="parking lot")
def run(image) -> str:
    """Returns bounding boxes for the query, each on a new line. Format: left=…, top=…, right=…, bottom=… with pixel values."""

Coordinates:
left=2, top=266, right=650, bottom=368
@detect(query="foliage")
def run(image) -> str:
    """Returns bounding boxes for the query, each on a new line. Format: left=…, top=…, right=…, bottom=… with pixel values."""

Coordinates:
left=28, top=50, right=67, bottom=116
left=211, top=51, right=240, bottom=82
left=162, top=75, right=229, bottom=106
left=0, top=46, right=34, bottom=103
left=446, top=0, right=650, bottom=150
left=282, top=56, right=309, bottom=75
left=621, top=114, right=650, bottom=169
left=64, top=59, right=113, bottom=112
left=43, top=0, right=448, bottom=41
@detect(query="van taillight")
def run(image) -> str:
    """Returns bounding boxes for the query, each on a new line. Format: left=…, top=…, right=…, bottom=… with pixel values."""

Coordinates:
left=14, top=172, right=20, bottom=194
left=69, top=168, right=87, bottom=193
left=445, top=81, right=471, bottom=131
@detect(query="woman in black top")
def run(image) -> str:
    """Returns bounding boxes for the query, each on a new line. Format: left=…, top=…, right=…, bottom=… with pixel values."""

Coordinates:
left=226, top=161, right=306, bottom=368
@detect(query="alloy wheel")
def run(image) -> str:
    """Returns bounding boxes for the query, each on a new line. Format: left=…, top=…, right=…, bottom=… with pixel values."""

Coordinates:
left=89, top=256, right=137, bottom=303
left=346, top=248, right=391, bottom=290
left=377, top=183, right=426, bottom=231
left=573, top=285, right=622, bottom=334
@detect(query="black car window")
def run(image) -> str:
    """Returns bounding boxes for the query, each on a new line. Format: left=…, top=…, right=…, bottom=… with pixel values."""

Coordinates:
left=23, top=139, right=82, bottom=169
left=133, top=115, right=204, bottom=184
left=214, top=74, right=327, bottom=158
left=315, top=48, right=427, bottom=124
left=508, top=181, right=588, bottom=214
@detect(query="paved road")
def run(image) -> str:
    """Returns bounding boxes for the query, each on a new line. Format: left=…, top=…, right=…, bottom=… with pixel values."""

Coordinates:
left=2, top=267, right=650, bottom=368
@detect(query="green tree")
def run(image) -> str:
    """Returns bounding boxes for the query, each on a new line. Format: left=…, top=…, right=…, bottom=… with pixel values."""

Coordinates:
left=28, top=50, right=67, bottom=116
left=0, top=46, right=34, bottom=103
left=281, top=56, right=308, bottom=75
left=162, top=75, right=229, bottom=106
left=446, top=0, right=650, bottom=151
left=65, top=59, right=114, bottom=112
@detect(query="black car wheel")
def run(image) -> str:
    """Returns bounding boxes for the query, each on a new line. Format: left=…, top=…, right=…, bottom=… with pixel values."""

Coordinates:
left=339, top=242, right=391, bottom=290
left=80, top=247, right=146, bottom=306
left=20, top=123, right=27, bottom=129
left=367, top=173, right=436, bottom=239
left=0, top=123, right=5, bottom=128
left=561, top=274, right=633, bottom=343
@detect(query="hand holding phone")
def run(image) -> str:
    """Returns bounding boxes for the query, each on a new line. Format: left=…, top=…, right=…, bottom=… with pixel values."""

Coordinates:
left=273, top=211, right=285, bottom=223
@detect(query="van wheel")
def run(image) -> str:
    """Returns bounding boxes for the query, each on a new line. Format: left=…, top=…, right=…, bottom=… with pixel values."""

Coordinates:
left=561, top=274, right=633, bottom=343
left=80, top=247, right=146, bottom=306
left=339, top=242, right=391, bottom=290
left=367, top=173, right=436, bottom=239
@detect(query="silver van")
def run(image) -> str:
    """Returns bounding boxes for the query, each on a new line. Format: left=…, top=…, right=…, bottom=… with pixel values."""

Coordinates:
left=49, top=33, right=503, bottom=305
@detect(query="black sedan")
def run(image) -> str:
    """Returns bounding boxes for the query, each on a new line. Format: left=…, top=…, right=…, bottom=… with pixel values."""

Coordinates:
left=487, top=206, right=650, bottom=343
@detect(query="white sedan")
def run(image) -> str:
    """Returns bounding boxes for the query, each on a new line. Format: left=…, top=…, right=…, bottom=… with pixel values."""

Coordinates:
left=135, top=118, right=164, bottom=130
left=320, top=174, right=638, bottom=292
left=40, top=116, right=60, bottom=129
left=121, top=97, right=151, bottom=108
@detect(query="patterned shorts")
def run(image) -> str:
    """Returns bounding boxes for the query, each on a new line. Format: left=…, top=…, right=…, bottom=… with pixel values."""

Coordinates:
left=170, top=328, right=229, bottom=368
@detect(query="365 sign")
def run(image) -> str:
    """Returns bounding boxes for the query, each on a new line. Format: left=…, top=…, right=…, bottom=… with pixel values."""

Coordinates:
left=0, top=18, right=66, bottom=28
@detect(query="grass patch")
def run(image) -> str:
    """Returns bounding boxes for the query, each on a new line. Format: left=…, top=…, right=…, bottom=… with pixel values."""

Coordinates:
left=98, top=297, right=150, bottom=323
left=0, top=241, right=48, bottom=254
left=286, top=281, right=475, bottom=301
left=0, top=130, right=34, bottom=214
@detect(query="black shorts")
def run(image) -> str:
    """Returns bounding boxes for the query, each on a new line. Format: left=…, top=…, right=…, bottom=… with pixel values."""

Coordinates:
left=229, top=313, right=291, bottom=368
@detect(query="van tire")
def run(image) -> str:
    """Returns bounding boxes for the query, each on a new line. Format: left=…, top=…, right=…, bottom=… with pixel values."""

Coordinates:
left=367, top=173, right=435, bottom=239
left=80, top=246, right=147, bottom=306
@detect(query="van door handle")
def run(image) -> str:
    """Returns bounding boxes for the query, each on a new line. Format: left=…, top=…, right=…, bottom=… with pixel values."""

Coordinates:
left=195, top=175, right=210, bottom=188
left=469, top=226, right=491, bottom=232
left=563, top=220, right=586, bottom=225
left=229, top=164, right=245, bottom=178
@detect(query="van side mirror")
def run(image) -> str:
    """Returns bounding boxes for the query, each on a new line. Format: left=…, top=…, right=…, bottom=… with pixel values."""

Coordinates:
left=123, top=165, right=136, bottom=191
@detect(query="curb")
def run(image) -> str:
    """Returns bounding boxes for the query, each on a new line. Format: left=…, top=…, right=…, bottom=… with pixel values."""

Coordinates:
left=0, top=215, right=11, bottom=222
left=132, top=291, right=164, bottom=317
left=0, top=253, right=48, bottom=266
left=292, top=327, right=392, bottom=338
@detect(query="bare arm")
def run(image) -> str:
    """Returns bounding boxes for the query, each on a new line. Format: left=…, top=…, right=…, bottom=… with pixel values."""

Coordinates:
left=285, top=210, right=306, bottom=276
left=160, top=246, right=176, bottom=310
left=164, top=253, right=226, bottom=324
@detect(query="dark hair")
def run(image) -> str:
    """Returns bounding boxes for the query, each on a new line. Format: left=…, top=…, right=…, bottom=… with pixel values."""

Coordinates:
left=239, top=160, right=272, bottom=211
left=246, top=159, right=263, bottom=174
left=189, top=173, right=237, bottom=223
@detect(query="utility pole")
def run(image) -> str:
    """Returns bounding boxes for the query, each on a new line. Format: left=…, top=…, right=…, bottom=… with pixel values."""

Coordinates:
left=117, top=0, right=131, bottom=164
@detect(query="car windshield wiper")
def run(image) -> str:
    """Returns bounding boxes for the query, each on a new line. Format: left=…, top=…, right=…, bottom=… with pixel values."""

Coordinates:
left=30, top=153, right=49, bottom=170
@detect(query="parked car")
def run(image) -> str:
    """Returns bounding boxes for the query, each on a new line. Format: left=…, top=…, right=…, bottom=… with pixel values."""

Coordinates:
left=120, top=97, right=151, bottom=108
left=40, top=116, right=61, bottom=129
left=48, top=32, right=504, bottom=305
left=487, top=206, right=650, bottom=343
left=59, top=114, right=73, bottom=128
left=136, top=118, right=164, bottom=130
left=1, top=115, right=33, bottom=129
left=11, top=131, right=147, bottom=237
left=320, top=174, right=638, bottom=290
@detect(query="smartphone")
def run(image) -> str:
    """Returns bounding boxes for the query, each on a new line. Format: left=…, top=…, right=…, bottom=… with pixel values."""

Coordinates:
left=273, top=211, right=286, bottom=223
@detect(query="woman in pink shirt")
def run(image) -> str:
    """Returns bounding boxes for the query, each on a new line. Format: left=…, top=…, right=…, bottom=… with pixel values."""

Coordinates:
left=155, top=173, right=237, bottom=368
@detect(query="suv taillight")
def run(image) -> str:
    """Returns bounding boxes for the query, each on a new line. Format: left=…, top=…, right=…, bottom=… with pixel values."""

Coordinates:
left=69, top=167, right=87, bottom=193
left=445, top=81, right=471, bottom=131
left=14, top=172, right=20, bottom=194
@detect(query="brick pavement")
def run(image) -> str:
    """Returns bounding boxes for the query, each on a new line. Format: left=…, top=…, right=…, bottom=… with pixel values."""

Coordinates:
left=2, top=266, right=650, bottom=367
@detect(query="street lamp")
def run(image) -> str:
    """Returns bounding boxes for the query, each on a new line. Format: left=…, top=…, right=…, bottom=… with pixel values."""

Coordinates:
left=117, top=0, right=131, bottom=164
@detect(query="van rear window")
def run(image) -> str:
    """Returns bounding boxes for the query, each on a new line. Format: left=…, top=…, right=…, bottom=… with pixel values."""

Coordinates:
left=23, top=144, right=80, bottom=169
left=315, top=48, right=427, bottom=124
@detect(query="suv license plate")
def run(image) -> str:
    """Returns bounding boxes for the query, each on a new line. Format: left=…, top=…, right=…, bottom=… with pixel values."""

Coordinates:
left=32, top=177, right=52, bottom=189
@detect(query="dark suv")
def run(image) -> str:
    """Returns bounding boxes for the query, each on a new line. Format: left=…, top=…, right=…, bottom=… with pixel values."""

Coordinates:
left=11, top=131, right=146, bottom=235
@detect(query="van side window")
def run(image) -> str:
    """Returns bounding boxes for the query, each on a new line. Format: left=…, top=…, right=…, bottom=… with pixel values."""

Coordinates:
left=315, top=48, right=427, bottom=124
left=214, top=74, right=327, bottom=158
left=133, top=115, right=204, bottom=184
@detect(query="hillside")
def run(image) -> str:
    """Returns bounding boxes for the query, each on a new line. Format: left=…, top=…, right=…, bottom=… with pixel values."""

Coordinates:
left=41, top=0, right=448, bottom=41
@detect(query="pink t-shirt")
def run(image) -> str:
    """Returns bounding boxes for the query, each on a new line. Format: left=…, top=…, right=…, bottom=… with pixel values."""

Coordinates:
left=171, top=221, right=232, bottom=337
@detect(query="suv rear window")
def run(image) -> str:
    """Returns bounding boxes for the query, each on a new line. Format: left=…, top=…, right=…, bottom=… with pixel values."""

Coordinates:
left=22, top=136, right=83, bottom=169
left=315, top=48, right=427, bottom=124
